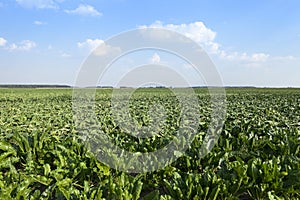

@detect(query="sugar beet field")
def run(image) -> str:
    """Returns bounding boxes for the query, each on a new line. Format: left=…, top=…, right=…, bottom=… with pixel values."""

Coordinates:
left=0, top=88, right=299, bottom=199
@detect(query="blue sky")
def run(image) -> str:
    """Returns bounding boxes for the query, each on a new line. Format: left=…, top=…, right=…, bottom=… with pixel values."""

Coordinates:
left=0, top=0, right=300, bottom=86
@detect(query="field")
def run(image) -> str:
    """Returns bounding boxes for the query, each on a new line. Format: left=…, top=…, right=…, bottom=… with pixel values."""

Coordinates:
left=0, top=88, right=299, bottom=199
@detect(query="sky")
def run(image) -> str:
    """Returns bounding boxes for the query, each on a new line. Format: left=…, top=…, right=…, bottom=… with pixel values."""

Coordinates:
left=0, top=0, right=300, bottom=87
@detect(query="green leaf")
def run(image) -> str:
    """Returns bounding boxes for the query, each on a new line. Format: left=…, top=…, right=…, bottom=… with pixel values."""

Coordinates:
left=142, top=190, right=159, bottom=200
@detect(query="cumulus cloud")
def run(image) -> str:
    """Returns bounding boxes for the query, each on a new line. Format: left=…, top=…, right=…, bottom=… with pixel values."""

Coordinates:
left=78, top=38, right=121, bottom=56
left=34, top=20, right=47, bottom=25
left=150, top=53, right=161, bottom=63
left=65, top=4, right=102, bottom=16
left=93, top=44, right=121, bottom=56
left=0, top=37, right=7, bottom=47
left=8, top=40, right=36, bottom=51
left=16, top=0, right=64, bottom=9
left=140, top=21, right=219, bottom=54
left=77, top=39, right=104, bottom=51
left=141, top=21, right=278, bottom=66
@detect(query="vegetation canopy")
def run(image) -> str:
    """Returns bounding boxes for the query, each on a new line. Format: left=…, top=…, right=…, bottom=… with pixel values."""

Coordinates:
left=0, top=88, right=299, bottom=199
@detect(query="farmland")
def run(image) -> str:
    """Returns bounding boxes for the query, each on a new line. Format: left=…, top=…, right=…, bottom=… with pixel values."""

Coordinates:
left=0, top=88, right=299, bottom=199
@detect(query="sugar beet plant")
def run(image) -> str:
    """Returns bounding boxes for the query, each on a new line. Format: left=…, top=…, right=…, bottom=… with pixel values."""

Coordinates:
left=0, top=88, right=299, bottom=199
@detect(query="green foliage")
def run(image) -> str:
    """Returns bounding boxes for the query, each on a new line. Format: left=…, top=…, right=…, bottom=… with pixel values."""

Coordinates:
left=0, top=88, right=299, bottom=199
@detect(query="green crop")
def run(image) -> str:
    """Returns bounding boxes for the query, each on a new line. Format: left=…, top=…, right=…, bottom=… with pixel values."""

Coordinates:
left=0, top=88, right=299, bottom=199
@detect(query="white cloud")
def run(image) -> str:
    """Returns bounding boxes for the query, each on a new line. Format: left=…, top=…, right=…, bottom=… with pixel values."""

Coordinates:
left=0, top=37, right=7, bottom=47
left=65, top=4, right=102, bottom=16
left=61, top=53, right=71, bottom=58
left=34, top=20, right=47, bottom=25
left=272, top=55, right=297, bottom=61
left=77, top=39, right=104, bottom=51
left=141, top=21, right=277, bottom=67
left=78, top=38, right=121, bottom=56
left=16, top=0, right=64, bottom=9
left=220, top=51, right=269, bottom=63
left=150, top=53, right=161, bottom=63
left=93, top=44, right=121, bottom=56
left=251, top=53, right=269, bottom=62
left=8, top=40, right=36, bottom=51
left=140, top=21, right=219, bottom=54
